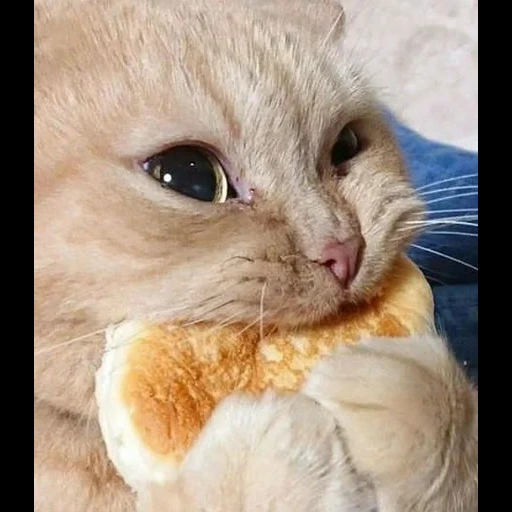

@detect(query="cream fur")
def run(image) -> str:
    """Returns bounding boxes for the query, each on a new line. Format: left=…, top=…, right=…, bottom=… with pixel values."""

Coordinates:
left=34, top=0, right=476, bottom=510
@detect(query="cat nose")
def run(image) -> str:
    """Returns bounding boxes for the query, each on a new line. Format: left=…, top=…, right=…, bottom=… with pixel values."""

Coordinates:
left=319, top=236, right=363, bottom=288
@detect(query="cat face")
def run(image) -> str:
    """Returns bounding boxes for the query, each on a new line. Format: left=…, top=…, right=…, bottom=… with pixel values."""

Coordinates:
left=35, top=0, right=423, bottom=335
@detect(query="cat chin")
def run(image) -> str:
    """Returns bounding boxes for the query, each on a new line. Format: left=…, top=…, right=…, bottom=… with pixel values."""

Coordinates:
left=161, top=290, right=360, bottom=330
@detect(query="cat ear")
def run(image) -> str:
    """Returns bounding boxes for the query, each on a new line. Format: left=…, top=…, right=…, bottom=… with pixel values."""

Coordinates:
left=248, top=0, right=345, bottom=42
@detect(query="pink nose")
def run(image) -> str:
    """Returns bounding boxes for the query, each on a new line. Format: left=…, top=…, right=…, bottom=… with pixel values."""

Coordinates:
left=319, top=236, right=363, bottom=288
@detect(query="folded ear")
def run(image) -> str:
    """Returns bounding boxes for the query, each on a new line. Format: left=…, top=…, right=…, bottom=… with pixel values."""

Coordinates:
left=247, top=0, right=345, bottom=42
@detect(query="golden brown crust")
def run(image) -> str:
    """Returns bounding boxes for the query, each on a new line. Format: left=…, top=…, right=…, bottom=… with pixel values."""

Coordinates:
left=118, top=255, right=434, bottom=462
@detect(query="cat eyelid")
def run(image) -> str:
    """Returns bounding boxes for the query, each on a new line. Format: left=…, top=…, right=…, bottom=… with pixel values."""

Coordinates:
left=136, top=139, right=225, bottom=168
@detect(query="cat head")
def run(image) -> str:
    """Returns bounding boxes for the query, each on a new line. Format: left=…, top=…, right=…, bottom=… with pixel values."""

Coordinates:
left=35, top=0, right=423, bottom=335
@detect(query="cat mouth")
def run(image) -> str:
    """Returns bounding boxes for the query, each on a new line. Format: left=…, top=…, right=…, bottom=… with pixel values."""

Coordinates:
left=256, top=270, right=365, bottom=328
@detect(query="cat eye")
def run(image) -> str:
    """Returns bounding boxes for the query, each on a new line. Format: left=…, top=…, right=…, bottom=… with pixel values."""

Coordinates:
left=142, top=146, right=236, bottom=203
left=331, top=125, right=360, bottom=167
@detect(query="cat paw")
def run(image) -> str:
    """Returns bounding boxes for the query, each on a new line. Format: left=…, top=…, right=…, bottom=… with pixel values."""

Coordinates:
left=302, top=334, right=475, bottom=481
left=137, top=392, right=375, bottom=511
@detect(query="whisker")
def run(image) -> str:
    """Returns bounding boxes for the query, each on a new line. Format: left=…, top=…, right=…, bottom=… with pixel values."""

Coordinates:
left=409, top=229, right=477, bottom=238
left=144, top=302, right=210, bottom=322
left=103, top=314, right=255, bottom=380
left=421, top=231, right=478, bottom=237
left=422, top=274, right=448, bottom=285
left=192, top=312, right=245, bottom=338
left=426, top=192, right=478, bottom=205
left=426, top=208, right=479, bottom=216
left=181, top=300, right=236, bottom=326
left=399, top=216, right=478, bottom=232
left=403, top=220, right=478, bottom=228
left=420, top=185, right=478, bottom=197
left=99, top=298, right=244, bottom=356
left=319, top=8, right=345, bottom=50
left=34, top=328, right=105, bottom=356
left=410, top=244, right=478, bottom=271
left=102, top=314, right=244, bottom=358
left=416, top=173, right=478, bottom=192
left=259, top=281, right=267, bottom=343
left=231, top=313, right=268, bottom=338
left=398, top=221, right=478, bottom=235
left=406, top=215, right=478, bottom=221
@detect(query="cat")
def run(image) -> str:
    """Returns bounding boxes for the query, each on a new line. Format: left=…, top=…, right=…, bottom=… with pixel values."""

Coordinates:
left=34, top=0, right=478, bottom=510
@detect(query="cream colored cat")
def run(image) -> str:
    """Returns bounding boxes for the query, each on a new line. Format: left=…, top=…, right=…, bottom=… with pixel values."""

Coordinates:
left=34, top=0, right=477, bottom=510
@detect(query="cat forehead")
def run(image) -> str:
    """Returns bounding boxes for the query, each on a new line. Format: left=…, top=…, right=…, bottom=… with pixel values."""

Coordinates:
left=37, top=0, right=373, bottom=163
left=130, top=9, right=368, bottom=149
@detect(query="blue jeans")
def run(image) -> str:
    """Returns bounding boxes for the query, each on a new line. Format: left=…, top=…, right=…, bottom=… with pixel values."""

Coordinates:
left=389, top=115, right=478, bottom=383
